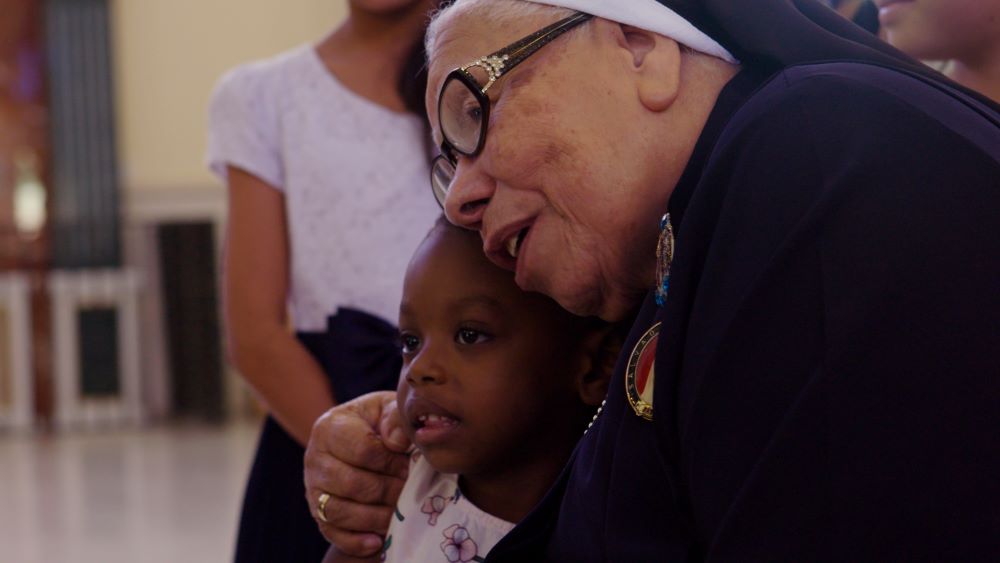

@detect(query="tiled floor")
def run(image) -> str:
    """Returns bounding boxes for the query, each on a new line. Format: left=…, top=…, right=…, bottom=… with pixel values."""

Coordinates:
left=0, top=420, right=261, bottom=563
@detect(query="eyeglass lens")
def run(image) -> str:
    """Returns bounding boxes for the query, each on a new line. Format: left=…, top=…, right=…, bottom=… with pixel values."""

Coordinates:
left=440, top=74, right=485, bottom=155
left=431, top=156, right=455, bottom=207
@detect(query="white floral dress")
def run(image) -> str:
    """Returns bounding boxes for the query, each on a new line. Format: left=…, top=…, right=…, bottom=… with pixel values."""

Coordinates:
left=382, top=452, right=515, bottom=562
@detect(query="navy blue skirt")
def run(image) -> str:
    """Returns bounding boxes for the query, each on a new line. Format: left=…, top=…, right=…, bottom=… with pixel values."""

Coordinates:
left=233, top=308, right=402, bottom=562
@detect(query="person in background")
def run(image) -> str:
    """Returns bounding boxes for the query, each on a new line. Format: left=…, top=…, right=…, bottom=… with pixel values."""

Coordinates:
left=322, top=218, right=621, bottom=562
left=877, top=0, right=1000, bottom=100
left=827, top=0, right=880, bottom=35
left=206, top=0, right=439, bottom=560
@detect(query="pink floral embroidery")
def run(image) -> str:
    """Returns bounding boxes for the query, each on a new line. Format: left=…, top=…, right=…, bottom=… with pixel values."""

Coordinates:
left=421, top=495, right=448, bottom=525
left=440, top=524, right=479, bottom=562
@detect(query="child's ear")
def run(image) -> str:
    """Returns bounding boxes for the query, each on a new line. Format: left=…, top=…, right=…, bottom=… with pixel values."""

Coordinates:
left=575, top=323, right=627, bottom=407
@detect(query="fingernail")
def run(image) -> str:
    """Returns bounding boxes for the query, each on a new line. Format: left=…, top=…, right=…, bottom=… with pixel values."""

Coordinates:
left=386, top=427, right=408, bottom=448
left=364, top=535, right=383, bottom=551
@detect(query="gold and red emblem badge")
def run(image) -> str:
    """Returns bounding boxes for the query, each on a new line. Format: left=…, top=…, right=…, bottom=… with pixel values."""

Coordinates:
left=625, top=322, right=660, bottom=421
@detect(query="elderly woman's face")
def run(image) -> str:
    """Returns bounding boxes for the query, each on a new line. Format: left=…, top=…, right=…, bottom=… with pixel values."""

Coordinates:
left=427, top=15, right=666, bottom=321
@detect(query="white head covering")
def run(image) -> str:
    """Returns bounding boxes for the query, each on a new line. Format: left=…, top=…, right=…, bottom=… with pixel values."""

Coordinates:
left=523, top=0, right=737, bottom=63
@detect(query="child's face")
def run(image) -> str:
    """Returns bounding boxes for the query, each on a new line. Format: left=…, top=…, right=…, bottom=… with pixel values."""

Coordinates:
left=397, top=226, right=590, bottom=478
left=878, top=0, right=1000, bottom=62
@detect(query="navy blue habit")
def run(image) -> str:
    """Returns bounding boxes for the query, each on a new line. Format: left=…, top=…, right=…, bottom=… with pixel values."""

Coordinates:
left=487, top=60, right=1000, bottom=562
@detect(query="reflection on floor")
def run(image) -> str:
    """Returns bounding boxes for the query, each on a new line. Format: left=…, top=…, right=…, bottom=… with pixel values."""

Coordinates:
left=0, top=420, right=262, bottom=563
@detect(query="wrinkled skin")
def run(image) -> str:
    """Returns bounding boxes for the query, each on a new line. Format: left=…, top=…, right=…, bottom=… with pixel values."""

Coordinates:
left=427, top=14, right=689, bottom=323
left=304, top=4, right=736, bottom=556
left=304, top=392, right=409, bottom=554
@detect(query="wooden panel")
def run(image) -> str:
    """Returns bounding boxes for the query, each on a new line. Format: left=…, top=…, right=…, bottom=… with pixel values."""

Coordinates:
left=77, top=306, right=120, bottom=396
left=0, top=0, right=50, bottom=269
left=0, top=305, right=10, bottom=408
left=158, top=222, right=224, bottom=420
left=0, top=0, right=52, bottom=423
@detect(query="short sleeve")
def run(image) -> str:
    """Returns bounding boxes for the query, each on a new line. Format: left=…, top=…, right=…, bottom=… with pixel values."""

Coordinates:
left=205, top=65, right=285, bottom=190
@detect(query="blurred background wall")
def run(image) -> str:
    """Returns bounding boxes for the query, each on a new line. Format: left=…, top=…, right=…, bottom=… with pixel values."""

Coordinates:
left=112, top=0, right=348, bottom=425
left=1, top=3, right=351, bottom=561
left=114, top=0, right=346, bottom=194
left=0, top=0, right=347, bottom=430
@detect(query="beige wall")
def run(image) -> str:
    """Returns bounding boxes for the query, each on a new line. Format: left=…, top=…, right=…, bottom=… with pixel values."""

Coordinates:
left=111, top=0, right=348, bottom=193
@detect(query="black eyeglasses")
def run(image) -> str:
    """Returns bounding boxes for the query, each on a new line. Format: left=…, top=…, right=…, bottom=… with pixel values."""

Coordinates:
left=430, top=12, right=593, bottom=207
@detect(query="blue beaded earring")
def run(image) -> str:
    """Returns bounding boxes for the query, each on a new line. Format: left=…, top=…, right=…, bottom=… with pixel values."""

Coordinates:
left=655, top=213, right=674, bottom=307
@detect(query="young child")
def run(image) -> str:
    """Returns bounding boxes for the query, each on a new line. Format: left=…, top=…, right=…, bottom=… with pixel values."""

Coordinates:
left=325, top=218, right=621, bottom=562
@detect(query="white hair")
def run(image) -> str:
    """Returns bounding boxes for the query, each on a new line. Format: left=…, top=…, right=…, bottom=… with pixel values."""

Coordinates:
left=425, top=0, right=575, bottom=60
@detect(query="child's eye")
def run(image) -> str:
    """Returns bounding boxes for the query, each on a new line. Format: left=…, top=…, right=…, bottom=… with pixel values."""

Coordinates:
left=399, top=333, right=421, bottom=354
left=455, top=328, right=490, bottom=345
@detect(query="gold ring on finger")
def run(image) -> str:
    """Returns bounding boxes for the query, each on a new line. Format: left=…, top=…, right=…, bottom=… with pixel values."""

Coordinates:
left=316, top=492, right=331, bottom=523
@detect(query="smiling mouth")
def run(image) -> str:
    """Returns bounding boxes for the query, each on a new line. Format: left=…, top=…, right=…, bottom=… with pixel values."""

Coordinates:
left=504, top=228, right=529, bottom=259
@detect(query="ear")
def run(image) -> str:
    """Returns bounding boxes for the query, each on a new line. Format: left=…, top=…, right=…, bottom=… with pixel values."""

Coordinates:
left=607, top=21, right=682, bottom=113
left=574, top=323, right=627, bottom=407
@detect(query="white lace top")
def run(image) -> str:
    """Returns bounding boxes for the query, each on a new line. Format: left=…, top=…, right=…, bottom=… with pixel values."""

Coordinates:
left=207, top=45, right=439, bottom=331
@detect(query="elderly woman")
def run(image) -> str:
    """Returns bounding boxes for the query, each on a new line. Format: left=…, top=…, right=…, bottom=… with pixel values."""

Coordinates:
left=305, top=0, right=1000, bottom=560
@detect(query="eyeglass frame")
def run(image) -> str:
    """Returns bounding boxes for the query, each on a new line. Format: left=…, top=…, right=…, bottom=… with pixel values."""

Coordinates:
left=431, top=11, right=593, bottom=207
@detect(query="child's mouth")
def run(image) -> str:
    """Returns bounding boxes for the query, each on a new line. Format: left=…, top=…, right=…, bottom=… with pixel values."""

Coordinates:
left=415, top=413, right=459, bottom=429
left=405, top=396, right=462, bottom=447
left=412, top=411, right=461, bottom=447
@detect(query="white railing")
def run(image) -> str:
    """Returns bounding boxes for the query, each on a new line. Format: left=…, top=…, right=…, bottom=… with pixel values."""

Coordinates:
left=0, top=273, right=33, bottom=431
left=49, top=269, right=143, bottom=428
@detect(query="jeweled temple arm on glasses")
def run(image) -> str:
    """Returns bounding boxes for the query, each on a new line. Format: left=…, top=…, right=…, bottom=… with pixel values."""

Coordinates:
left=460, top=12, right=593, bottom=94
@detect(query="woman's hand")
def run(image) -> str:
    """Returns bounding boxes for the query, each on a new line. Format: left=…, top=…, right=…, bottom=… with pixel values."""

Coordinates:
left=305, top=391, right=412, bottom=557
